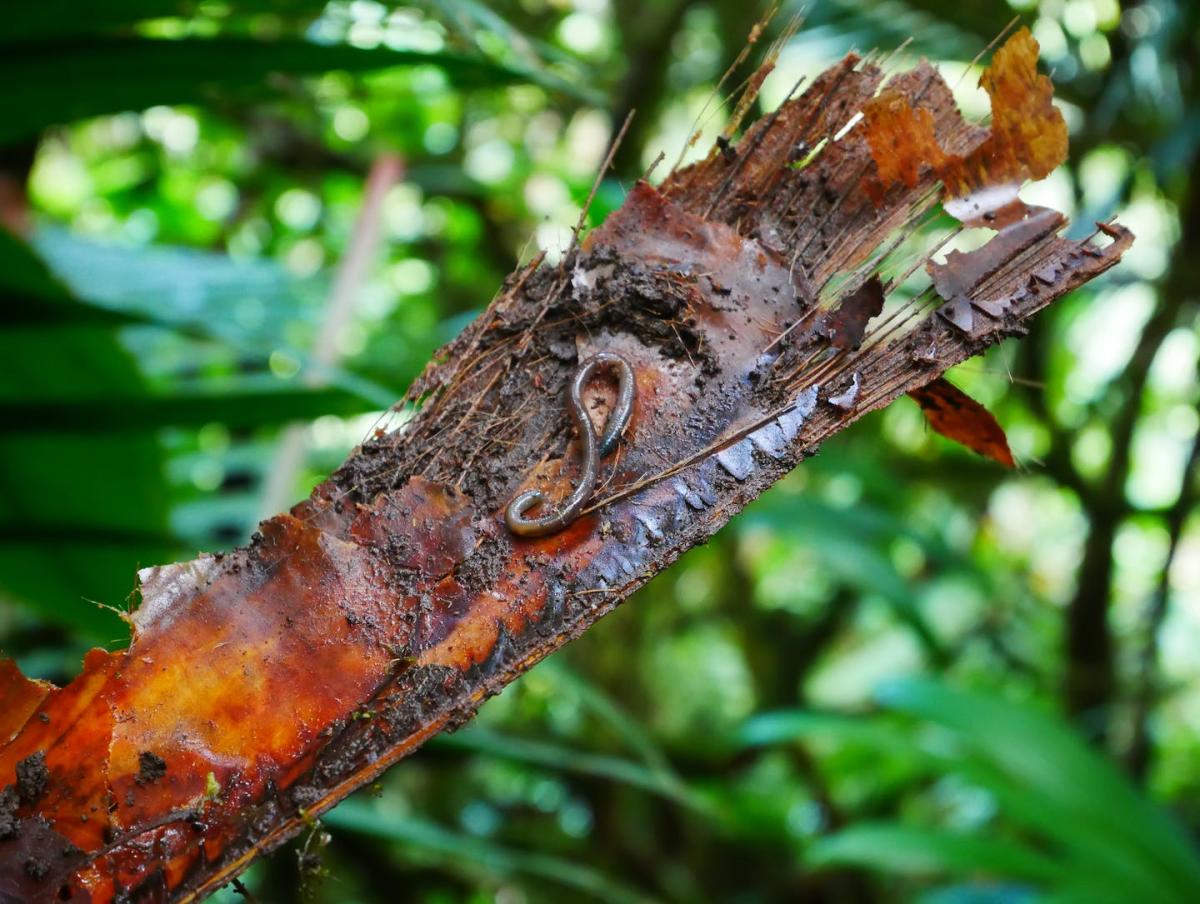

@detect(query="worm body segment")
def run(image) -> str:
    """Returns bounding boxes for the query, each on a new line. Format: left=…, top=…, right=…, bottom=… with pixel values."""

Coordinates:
left=505, top=352, right=635, bottom=538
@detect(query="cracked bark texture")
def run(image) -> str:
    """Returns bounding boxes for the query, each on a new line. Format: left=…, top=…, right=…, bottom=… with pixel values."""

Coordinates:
left=0, top=29, right=1130, bottom=903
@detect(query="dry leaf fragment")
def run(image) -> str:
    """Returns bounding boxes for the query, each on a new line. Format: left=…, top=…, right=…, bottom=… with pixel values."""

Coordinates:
left=818, top=275, right=886, bottom=349
left=908, top=377, right=1015, bottom=468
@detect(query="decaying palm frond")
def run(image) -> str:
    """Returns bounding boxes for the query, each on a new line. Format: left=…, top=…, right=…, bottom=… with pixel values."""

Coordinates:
left=0, top=27, right=1130, bottom=903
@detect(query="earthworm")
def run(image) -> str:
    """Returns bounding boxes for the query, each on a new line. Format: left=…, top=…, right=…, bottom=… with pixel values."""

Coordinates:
left=505, top=352, right=635, bottom=537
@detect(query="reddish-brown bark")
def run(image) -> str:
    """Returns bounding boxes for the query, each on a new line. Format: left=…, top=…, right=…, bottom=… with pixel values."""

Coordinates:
left=1, top=30, right=1130, bottom=902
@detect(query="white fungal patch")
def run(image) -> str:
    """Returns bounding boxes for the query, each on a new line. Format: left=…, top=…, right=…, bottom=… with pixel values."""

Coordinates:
left=635, top=510, right=665, bottom=542
left=778, top=385, right=819, bottom=441
left=571, top=261, right=615, bottom=293
left=716, top=438, right=756, bottom=480
left=748, top=421, right=788, bottom=459
left=673, top=480, right=706, bottom=510
left=828, top=372, right=861, bottom=410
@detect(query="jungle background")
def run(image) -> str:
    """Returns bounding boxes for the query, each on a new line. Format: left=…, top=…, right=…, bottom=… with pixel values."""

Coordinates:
left=2, top=0, right=1199, bottom=901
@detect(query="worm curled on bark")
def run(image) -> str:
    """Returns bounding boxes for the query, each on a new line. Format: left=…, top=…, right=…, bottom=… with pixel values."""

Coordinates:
left=505, top=352, right=636, bottom=537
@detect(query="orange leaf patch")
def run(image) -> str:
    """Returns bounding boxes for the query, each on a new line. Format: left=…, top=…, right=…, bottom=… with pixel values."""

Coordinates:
left=863, top=28, right=1068, bottom=225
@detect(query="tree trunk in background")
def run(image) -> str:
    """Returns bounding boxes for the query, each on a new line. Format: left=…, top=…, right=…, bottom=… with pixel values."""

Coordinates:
left=1064, top=190, right=1199, bottom=741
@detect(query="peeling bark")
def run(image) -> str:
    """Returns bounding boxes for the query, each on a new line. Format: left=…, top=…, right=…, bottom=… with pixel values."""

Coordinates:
left=0, top=29, right=1131, bottom=903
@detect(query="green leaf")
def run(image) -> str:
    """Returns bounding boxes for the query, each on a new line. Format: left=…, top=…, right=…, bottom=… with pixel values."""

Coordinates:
left=877, top=678, right=1200, bottom=901
left=430, top=0, right=601, bottom=97
left=0, top=227, right=73, bottom=303
left=537, top=659, right=676, bottom=775
left=0, top=383, right=378, bottom=432
left=0, top=235, right=172, bottom=640
left=738, top=495, right=949, bottom=660
left=735, top=708, right=911, bottom=751
left=324, top=799, right=657, bottom=904
left=0, top=394, right=172, bottom=640
left=917, top=883, right=1038, bottom=904
left=948, top=759, right=1186, bottom=903
left=0, top=229, right=139, bottom=328
left=807, top=822, right=1064, bottom=884
left=0, top=37, right=584, bottom=145
left=0, top=1, right=325, bottom=43
left=31, top=228, right=400, bottom=408
left=435, top=726, right=709, bottom=812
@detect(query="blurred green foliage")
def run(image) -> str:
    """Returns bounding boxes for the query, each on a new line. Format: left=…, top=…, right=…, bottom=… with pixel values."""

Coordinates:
left=1, top=1, right=1198, bottom=902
